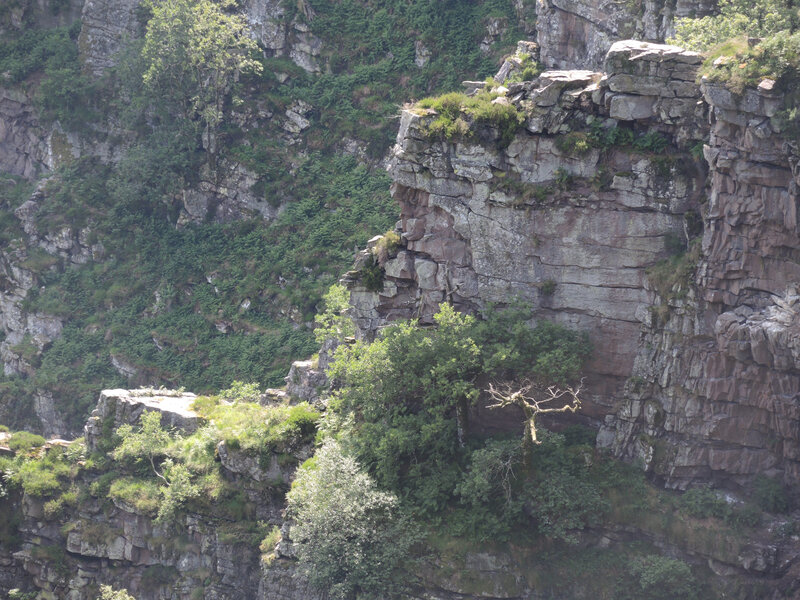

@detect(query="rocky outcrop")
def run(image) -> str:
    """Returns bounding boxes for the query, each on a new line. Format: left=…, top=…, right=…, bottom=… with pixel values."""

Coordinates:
left=535, top=0, right=717, bottom=70
left=0, top=86, right=54, bottom=178
left=349, top=41, right=707, bottom=420
left=78, top=0, right=143, bottom=76
left=347, top=39, right=800, bottom=490
left=243, top=0, right=322, bottom=73
left=84, top=388, right=200, bottom=450
left=14, top=493, right=263, bottom=599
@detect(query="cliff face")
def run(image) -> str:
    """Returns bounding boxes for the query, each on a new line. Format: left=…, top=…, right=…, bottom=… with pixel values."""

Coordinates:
left=347, top=39, right=800, bottom=490
left=602, top=79, right=800, bottom=488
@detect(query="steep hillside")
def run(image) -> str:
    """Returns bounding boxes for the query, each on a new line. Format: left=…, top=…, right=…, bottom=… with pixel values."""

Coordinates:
left=0, top=0, right=536, bottom=435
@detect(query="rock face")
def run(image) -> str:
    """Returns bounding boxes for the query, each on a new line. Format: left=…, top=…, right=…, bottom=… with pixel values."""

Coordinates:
left=0, top=388, right=319, bottom=600
left=600, top=75, right=800, bottom=488
left=78, top=0, right=143, bottom=76
left=348, top=39, right=800, bottom=490
left=536, top=0, right=717, bottom=70
left=0, top=86, right=56, bottom=178
left=350, top=41, right=707, bottom=422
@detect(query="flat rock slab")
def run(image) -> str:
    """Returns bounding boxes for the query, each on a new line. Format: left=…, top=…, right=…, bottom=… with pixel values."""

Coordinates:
left=85, top=388, right=200, bottom=450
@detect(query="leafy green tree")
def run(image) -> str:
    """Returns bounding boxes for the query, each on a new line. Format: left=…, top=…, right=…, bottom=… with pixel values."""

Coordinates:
left=626, top=555, right=697, bottom=600
left=329, top=304, right=482, bottom=513
left=329, top=303, right=591, bottom=517
left=314, top=284, right=355, bottom=344
left=286, top=441, right=420, bottom=600
left=113, top=411, right=173, bottom=482
left=139, top=0, right=262, bottom=153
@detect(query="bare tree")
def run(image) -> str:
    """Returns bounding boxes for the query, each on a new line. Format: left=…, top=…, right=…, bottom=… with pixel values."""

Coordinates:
left=487, top=379, right=584, bottom=447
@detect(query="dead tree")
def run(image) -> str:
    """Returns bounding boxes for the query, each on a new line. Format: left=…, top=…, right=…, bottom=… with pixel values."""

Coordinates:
left=487, top=379, right=584, bottom=448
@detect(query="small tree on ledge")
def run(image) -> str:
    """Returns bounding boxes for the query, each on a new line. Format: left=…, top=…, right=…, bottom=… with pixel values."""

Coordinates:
left=487, top=379, right=584, bottom=449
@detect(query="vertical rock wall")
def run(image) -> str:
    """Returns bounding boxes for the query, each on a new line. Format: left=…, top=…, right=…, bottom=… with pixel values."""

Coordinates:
left=601, top=78, right=800, bottom=488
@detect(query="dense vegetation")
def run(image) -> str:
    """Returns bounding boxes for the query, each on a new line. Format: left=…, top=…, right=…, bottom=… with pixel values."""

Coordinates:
left=672, top=0, right=800, bottom=133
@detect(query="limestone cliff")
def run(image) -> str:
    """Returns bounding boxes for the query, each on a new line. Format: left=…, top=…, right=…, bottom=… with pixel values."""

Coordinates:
left=346, top=39, right=800, bottom=492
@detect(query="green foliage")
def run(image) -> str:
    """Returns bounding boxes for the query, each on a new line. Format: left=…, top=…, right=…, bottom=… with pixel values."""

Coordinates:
left=6, top=152, right=393, bottom=432
left=371, top=230, right=401, bottom=263
left=139, top=0, right=261, bottom=140
left=360, top=255, right=385, bottom=292
left=217, top=381, right=262, bottom=404
left=673, top=0, right=800, bottom=115
left=98, top=586, right=137, bottom=600
left=12, top=446, right=73, bottom=497
left=157, top=459, right=200, bottom=523
left=672, top=0, right=800, bottom=52
left=6, top=431, right=46, bottom=453
left=417, top=89, right=526, bottom=147
left=287, top=441, right=421, bottom=600
left=751, top=474, right=791, bottom=513
left=555, top=132, right=592, bottom=155
left=291, top=0, right=525, bottom=152
left=505, top=52, right=543, bottom=83
left=626, top=555, right=698, bottom=600
left=113, top=411, right=174, bottom=477
left=454, top=438, right=525, bottom=540
left=192, top=398, right=319, bottom=457
left=679, top=487, right=730, bottom=519
left=329, top=303, right=592, bottom=529
left=108, top=477, right=162, bottom=516
left=646, top=238, right=702, bottom=303
left=259, top=525, right=282, bottom=562
left=314, top=284, right=355, bottom=344
left=0, top=22, right=80, bottom=83
left=678, top=487, right=763, bottom=528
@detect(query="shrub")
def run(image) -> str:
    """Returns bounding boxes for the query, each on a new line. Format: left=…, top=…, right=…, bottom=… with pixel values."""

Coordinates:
left=108, top=477, right=161, bottom=515
left=14, top=451, right=72, bottom=497
left=752, top=475, right=790, bottom=513
left=506, top=52, right=542, bottom=83
left=417, top=89, right=526, bottom=147
left=287, top=441, right=421, bottom=600
left=7, top=431, right=46, bottom=453
left=672, top=0, right=799, bottom=52
left=555, top=132, right=592, bottom=155
left=627, top=555, right=697, bottom=600
left=371, top=230, right=401, bottom=264
left=679, top=487, right=730, bottom=520
left=360, top=255, right=384, bottom=292
left=314, top=283, right=355, bottom=344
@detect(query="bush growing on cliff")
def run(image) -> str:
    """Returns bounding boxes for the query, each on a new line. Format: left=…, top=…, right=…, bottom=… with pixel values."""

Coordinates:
left=625, top=555, right=698, bottom=600
left=673, top=0, right=800, bottom=102
left=287, top=441, right=421, bottom=600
